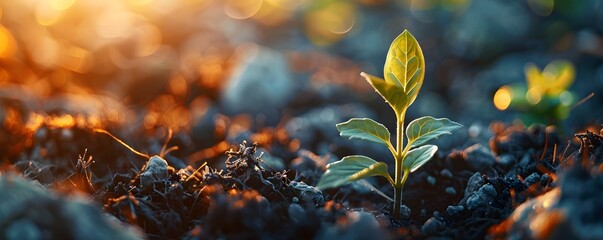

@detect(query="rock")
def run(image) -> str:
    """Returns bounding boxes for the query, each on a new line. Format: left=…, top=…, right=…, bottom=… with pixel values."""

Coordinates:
left=518, top=153, right=532, bottom=168
left=464, top=172, right=485, bottom=199
left=427, top=175, right=437, bottom=186
left=5, top=219, right=41, bottom=240
left=316, top=211, right=385, bottom=240
left=288, top=203, right=307, bottom=224
left=482, top=184, right=497, bottom=196
left=221, top=44, right=296, bottom=115
left=0, top=174, right=141, bottom=240
left=496, top=154, right=515, bottom=167
left=446, top=205, right=465, bottom=216
left=289, top=181, right=324, bottom=205
left=445, top=187, right=457, bottom=195
left=523, top=172, right=541, bottom=187
left=400, top=205, right=412, bottom=220
left=422, top=217, right=444, bottom=235
left=140, top=156, right=169, bottom=189
left=466, top=184, right=497, bottom=210
left=464, top=144, right=496, bottom=171
left=440, top=169, right=454, bottom=178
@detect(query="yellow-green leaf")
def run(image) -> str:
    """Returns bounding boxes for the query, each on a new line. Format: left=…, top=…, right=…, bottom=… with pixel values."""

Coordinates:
left=406, top=116, right=462, bottom=148
left=383, top=29, right=425, bottom=109
left=317, top=155, right=391, bottom=190
left=361, top=72, right=410, bottom=116
left=336, top=118, right=391, bottom=146
left=403, top=145, right=438, bottom=172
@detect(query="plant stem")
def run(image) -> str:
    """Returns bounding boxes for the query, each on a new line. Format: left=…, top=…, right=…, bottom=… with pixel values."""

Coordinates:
left=393, top=185, right=402, bottom=218
left=393, top=168, right=410, bottom=219
left=393, top=113, right=405, bottom=219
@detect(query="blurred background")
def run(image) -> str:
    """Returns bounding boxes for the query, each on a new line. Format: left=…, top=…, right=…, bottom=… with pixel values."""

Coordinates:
left=1, top=0, right=603, bottom=165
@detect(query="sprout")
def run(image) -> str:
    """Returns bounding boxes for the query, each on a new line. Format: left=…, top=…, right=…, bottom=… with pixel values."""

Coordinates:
left=316, top=30, right=462, bottom=219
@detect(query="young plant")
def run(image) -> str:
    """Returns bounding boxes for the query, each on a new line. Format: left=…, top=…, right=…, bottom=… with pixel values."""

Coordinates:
left=493, top=60, right=576, bottom=125
left=316, top=30, right=462, bottom=219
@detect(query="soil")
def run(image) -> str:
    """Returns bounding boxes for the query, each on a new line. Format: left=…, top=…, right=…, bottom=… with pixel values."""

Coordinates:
left=1, top=103, right=601, bottom=239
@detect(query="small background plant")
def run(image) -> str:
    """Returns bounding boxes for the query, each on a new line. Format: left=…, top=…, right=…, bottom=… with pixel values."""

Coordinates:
left=316, top=29, right=462, bottom=219
left=493, top=60, right=576, bottom=126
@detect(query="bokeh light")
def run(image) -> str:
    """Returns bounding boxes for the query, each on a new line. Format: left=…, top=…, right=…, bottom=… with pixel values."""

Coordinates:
left=494, top=86, right=512, bottom=111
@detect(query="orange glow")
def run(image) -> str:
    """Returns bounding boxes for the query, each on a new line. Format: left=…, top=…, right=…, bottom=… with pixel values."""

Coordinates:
left=28, top=35, right=60, bottom=68
left=530, top=210, right=564, bottom=239
left=134, top=24, right=162, bottom=57
left=95, top=11, right=135, bottom=39
left=0, top=25, right=16, bottom=59
left=36, top=1, right=63, bottom=26
left=50, top=0, right=76, bottom=11
left=26, top=113, right=107, bottom=132
left=288, top=139, right=300, bottom=152
left=188, top=141, right=230, bottom=164
left=46, top=115, right=76, bottom=128
left=169, top=74, right=189, bottom=97
left=125, top=0, right=155, bottom=7
left=224, top=0, right=262, bottom=20
left=493, top=86, right=512, bottom=110
left=59, top=46, right=92, bottom=73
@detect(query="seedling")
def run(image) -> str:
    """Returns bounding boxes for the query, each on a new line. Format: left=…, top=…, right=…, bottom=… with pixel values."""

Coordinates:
left=316, top=30, right=462, bottom=219
left=493, top=60, right=576, bottom=125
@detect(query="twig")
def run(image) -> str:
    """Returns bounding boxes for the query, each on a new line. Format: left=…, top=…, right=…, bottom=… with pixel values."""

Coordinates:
left=94, top=128, right=149, bottom=159
left=571, top=92, right=594, bottom=110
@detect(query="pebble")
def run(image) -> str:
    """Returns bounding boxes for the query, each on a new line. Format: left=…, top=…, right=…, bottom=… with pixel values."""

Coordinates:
left=288, top=203, right=307, bottom=224
left=427, top=176, right=436, bottom=186
left=421, top=217, right=444, bottom=235
left=140, top=156, right=169, bottom=189
left=221, top=45, right=296, bottom=115
left=5, top=219, right=41, bottom=240
left=464, top=144, right=496, bottom=171
left=497, top=154, right=515, bottom=167
left=315, top=211, right=385, bottom=240
left=290, top=181, right=324, bottom=205
left=466, top=184, right=497, bottom=210
left=446, top=205, right=465, bottom=216
left=399, top=205, right=411, bottom=220
left=524, top=172, right=541, bottom=187
left=445, top=187, right=457, bottom=195
left=440, top=169, right=453, bottom=178
left=464, top=172, right=485, bottom=199
left=540, top=173, right=550, bottom=185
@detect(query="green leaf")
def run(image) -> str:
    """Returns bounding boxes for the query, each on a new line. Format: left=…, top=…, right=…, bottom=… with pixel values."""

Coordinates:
left=360, top=30, right=425, bottom=117
left=406, top=116, right=462, bottom=148
left=336, top=118, right=391, bottom=146
left=361, top=72, right=410, bottom=116
left=403, top=145, right=438, bottom=172
left=383, top=29, right=425, bottom=108
left=317, top=155, right=391, bottom=190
